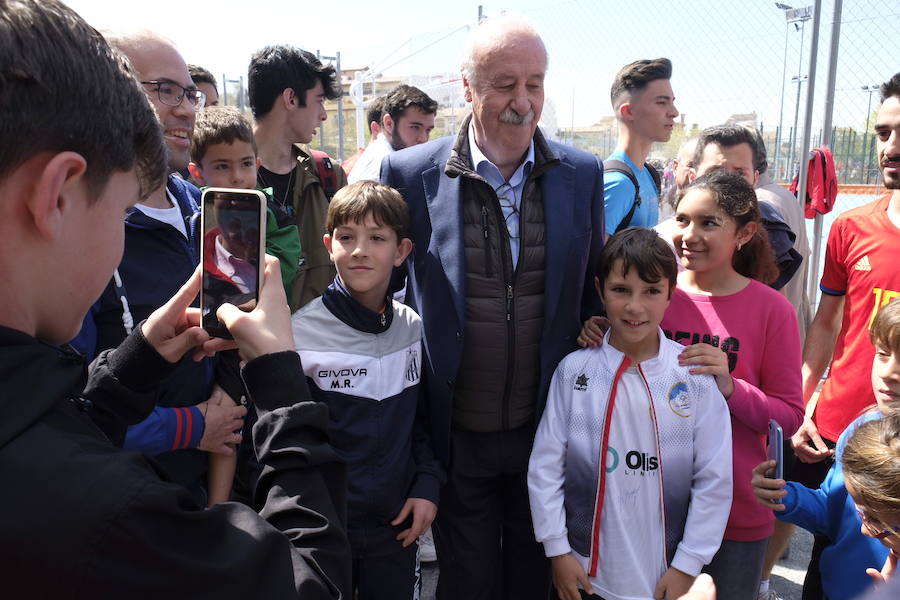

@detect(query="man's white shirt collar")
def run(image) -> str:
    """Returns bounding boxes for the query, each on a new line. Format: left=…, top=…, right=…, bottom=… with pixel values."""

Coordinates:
left=468, top=122, right=534, bottom=187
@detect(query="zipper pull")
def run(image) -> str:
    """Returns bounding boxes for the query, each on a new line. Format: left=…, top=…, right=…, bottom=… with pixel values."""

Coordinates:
left=506, top=285, right=513, bottom=321
left=481, top=205, right=489, bottom=239
left=68, top=396, right=93, bottom=411
left=380, top=312, right=386, bottom=327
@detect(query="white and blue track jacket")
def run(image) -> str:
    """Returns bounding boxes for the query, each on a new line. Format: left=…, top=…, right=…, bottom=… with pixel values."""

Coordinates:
left=528, top=329, right=732, bottom=577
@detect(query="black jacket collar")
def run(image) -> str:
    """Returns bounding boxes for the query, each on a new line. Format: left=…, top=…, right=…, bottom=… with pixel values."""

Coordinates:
left=321, top=277, right=393, bottom=335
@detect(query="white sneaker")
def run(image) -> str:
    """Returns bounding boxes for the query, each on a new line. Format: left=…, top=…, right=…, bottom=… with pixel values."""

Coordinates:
left=418, top=527, right=437, bottom=563
left=758, top=590, right=783, bottom=600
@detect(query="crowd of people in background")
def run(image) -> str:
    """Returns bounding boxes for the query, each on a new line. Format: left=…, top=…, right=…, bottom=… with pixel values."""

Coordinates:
left=2, top=1, right=900, bottom=599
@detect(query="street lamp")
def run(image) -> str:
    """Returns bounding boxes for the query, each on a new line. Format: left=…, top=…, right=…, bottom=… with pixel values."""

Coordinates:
left=787, top=74, right=809, bottom=177
left=315, top=51, right=342, bottom=159
left=774, top=3, right=812, bottom=181
left=862, top=84, right=879, bottom=184
left=221, top=76, right=246, bottom=111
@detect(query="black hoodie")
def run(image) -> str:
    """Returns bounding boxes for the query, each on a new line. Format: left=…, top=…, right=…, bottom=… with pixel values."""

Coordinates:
left=0, top=325, right=350, bottom=599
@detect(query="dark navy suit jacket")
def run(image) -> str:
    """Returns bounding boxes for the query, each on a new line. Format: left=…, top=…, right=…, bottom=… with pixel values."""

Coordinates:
left=382, top=134, right=604, bottom=465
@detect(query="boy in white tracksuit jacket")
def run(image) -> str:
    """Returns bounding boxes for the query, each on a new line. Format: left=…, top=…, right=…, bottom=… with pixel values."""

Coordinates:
left=528, top=228, right=732, bottom=600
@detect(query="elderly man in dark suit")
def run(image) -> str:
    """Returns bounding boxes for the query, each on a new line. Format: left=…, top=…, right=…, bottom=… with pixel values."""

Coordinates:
left=381, top=15, right=604, bottom=600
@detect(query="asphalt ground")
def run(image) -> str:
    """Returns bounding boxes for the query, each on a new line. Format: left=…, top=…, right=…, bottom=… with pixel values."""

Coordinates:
left=770, top=527, right=813, bottom=600
left=419, top=527, right=814, bottom=600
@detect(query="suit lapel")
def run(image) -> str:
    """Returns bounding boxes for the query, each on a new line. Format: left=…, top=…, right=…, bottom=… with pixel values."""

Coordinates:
left=543, top=157, right=576, bottom=327
left=423, top=164, right=466, bottom=326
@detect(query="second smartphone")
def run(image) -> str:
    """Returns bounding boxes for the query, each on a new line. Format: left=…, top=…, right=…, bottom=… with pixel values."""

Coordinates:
left=767, top=419, right=784, bottom=481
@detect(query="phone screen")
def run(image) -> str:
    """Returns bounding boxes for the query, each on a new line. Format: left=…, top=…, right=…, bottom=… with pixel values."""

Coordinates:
left=201, top=188, right=265, bottom=338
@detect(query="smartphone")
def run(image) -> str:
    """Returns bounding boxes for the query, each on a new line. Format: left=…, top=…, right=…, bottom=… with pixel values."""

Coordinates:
left=767, top=419, right=784, bottom=481
left=200, top=188, right=266, bottom=338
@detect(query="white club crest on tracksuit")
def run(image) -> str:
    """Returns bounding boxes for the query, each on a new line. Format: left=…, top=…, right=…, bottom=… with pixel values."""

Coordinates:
left=406, top=348, right=420, bottom=383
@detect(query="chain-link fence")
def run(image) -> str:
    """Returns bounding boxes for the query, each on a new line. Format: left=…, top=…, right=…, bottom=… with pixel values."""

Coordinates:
left=215, top=0, right=898, bottom=299
left=215, top=3, right=897, bottom=174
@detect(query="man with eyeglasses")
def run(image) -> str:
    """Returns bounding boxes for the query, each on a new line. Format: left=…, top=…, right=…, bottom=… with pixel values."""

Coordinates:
left=380, top=15, right=603, bottom=599
left=71, top=31, right=246, bottom=506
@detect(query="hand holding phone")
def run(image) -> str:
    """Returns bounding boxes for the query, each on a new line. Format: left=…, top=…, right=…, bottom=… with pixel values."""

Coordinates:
left=200, top=188, right=266, bottom=338
left=751, top=460, right=787, bottom=511
left=216, top=254, right=295, bottom=362
left=142, top=266, right=211, bottom=362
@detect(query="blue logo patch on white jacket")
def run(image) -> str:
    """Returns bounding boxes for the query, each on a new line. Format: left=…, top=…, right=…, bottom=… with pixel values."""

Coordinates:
left=667, top=382, right=691, bottom=417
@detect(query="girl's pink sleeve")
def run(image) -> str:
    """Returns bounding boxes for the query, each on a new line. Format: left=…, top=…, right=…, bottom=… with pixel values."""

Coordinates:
left=726, top=296, right=804, bottom=436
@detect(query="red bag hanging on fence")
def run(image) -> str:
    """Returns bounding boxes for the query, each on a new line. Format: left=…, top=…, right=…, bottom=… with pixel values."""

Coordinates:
left=791, top=147, right=838, bottom=218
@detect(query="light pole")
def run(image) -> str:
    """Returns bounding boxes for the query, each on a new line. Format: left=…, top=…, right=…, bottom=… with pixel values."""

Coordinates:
left=775, top=4, right=812, bottom=181
left=316, top=51, right=343, bottom=159
left=221, top=76, right=246, bottom=111
left=775, top=3, right=791, bottom=180
left=862, top=84, right=879, bottom=184
left=788, top=74, right=809, bottom=178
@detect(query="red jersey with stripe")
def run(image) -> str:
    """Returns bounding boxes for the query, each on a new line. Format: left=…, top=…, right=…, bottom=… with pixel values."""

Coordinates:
left=817, top=194, right=900, bottom=441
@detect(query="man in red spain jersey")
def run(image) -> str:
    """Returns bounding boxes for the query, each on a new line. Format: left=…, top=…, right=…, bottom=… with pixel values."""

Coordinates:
left=787, top=72, right=900, bottom=599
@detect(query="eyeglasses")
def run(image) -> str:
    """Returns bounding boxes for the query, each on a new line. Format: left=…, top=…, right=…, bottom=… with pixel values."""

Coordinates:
left=140, top=80, right=206, bottom=109
left=856, top=507, right=900, bottom=540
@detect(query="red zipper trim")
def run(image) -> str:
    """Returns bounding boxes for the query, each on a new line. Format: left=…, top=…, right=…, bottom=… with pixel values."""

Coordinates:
left=589, top=356, right=632, bottom=577
left=637, top=364, right=668, bottom=565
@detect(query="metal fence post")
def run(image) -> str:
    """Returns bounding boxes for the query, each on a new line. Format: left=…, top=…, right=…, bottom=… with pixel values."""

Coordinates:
left=807, top=0, right=842, bottom=305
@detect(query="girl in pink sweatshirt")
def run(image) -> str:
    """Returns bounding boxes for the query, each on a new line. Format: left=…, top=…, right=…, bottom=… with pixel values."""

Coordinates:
left=660, top=170, right=803, bottom=600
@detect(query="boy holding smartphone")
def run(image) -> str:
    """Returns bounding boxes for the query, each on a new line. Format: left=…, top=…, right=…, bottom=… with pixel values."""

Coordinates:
left=291, top=181, right=443, bottom=599
left=0, top=1, right=350, bottom=595
left=528, top=227, right=733, bottom=600
left=189, top=106, right=302, bottom=504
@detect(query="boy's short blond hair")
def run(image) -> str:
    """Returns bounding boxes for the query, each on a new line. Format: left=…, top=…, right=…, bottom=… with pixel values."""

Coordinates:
left=190, top=106, right=256, bottom=164
left=326, top=181, right=409, bottom=242
left=871, top=299, right=900, bottom=355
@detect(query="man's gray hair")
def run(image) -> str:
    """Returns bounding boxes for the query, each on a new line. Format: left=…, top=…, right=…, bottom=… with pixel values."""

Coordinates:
left=460, top=14, right=547, bottom=87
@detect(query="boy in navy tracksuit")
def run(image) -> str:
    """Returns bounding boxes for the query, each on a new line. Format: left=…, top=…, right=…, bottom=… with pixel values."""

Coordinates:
left=292, top=180, right=443, bottom=599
